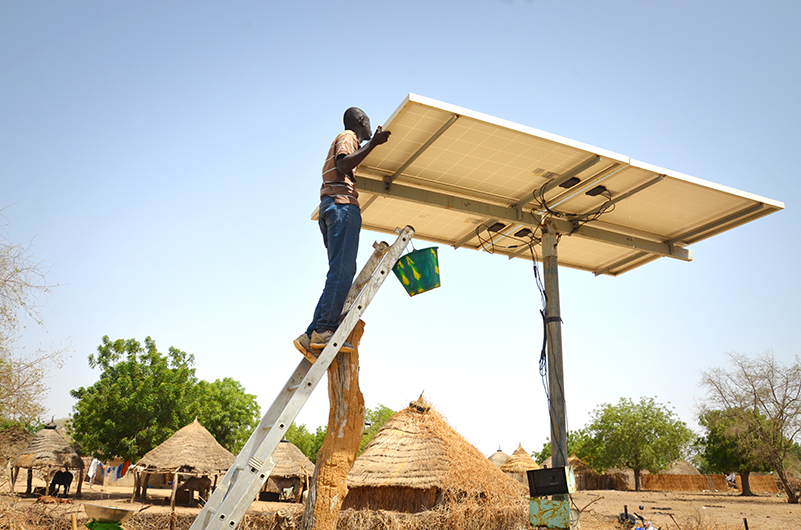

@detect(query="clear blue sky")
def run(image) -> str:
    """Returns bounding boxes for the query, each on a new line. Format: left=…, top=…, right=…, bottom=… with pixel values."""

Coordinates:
left=2, top=1, right=798, bottom=457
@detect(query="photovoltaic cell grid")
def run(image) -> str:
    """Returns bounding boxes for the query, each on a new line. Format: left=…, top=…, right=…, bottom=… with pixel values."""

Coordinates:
left=350, top=94, right=783, bottom=276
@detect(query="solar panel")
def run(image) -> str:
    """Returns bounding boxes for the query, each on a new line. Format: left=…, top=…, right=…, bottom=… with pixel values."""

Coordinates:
left=350, top=94, right=783, bottom=275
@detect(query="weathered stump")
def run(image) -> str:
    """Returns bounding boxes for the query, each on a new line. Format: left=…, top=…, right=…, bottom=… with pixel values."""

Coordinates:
left=301, top=320, right=366, bottom=530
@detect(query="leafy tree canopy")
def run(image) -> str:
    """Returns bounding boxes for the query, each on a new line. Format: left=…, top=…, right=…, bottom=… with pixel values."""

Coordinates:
left=581, top=396, right=695, bottom=490
left=285, top=403, right=397, bottom=463
left=532, top=430, right=592, bottom=465
left=700, top=350, right=801, bottom=503
left=69, top=336, right=260, bottom=461
left=696, top=408, right=773, bottom=496
left=285, top=423, right=327, bottom=463
left=360, top=403, right=396, bottom=454
left=191, top=378, right=260, bottom=455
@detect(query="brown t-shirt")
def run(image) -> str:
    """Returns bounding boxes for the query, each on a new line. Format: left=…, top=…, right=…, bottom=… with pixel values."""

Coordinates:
left=320, top=130, right=360, bottom=207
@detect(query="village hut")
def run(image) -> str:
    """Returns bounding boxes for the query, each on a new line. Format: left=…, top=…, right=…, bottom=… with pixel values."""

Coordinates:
left=500, top=444, right=539, bottom=485
left=342, top=395, right=527, bottom=515
left=259, top=439, right=314, bottom=503
left=135, top=418, right=234, bottom=505
left=11, top=422, right=84, bottom=495
left=488, top=447, right=509, bottom=469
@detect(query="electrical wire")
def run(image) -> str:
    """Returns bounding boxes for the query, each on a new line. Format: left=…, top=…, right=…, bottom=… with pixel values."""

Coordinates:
left=474, top=220, right=570, bottom=466
left=532, top=181, right=616, bottom=234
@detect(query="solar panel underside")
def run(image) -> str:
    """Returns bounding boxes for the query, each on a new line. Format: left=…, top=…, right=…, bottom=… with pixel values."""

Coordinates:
left=352, top=94, right=783, bottom=276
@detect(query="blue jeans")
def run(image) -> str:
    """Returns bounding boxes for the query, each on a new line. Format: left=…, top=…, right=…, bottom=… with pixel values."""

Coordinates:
left=306, top=197, right=361, bottom=335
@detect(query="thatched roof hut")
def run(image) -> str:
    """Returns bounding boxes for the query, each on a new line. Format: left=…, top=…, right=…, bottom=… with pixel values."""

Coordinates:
left=136, top=418, right=234, bottom=475
left=134, top=418, right=234, bottom=503
left=488, top=448, right=509, bottom=468
left=271, top=439, right=314, bottom=478
left=260, top=440, right=314, bottom=502
left=500, top=444, right=538, bottom=485
left=11, top=422, right=84, bottom=495
left=343, top=395, right=527, bottom=513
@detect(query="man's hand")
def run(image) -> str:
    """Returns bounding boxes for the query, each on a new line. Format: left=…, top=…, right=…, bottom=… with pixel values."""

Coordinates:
left=337, top=126, right=392, bottom=176
left=369, top=125, right=391, bottom=148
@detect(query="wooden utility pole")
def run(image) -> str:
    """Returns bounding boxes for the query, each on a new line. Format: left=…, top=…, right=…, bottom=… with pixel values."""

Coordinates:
left=301, top=320, right=366, bottom=530
left=543, top=224, right=568, bottom=469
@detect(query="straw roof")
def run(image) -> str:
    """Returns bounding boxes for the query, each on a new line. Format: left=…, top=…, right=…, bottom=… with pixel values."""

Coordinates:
left=136, top=418, right=234, bottom=475
left=11, top=423, right=84, bottom=470
left=664, top=459, right=701, bottom=475
left=347, top=394, right=526, bottom=499
left=500, top=444, right=538, bottom=473
left=271, top=440, right=314, bottom=478
left=488, top=448, right=509, bottom=468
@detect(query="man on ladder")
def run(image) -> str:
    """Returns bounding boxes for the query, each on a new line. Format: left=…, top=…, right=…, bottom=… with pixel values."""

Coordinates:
left=294, top=107, right=391, bottom=362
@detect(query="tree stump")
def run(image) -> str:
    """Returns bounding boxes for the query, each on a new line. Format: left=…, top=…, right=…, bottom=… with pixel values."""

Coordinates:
left=301, top=320, right=366, bottom=530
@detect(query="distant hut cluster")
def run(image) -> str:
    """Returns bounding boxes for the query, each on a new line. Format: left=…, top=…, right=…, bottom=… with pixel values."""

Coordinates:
left=500, top=444, right=539, bottom=485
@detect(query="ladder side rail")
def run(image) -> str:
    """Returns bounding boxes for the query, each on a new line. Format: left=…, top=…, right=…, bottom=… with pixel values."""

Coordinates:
left=191, top=360, right=314, bottom=528
left=342, top=240, right=390, bottom=310
left=194, top=236, right=398, bottom=527
left=207, top=226, right=415, bottom=529
left=313, top=226, right=414, bottom=371
left=191, top=225, right=415, bottom=530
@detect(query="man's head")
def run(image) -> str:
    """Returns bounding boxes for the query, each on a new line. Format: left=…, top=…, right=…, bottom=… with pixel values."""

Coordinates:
left=344, top=107, right=372, bottom=142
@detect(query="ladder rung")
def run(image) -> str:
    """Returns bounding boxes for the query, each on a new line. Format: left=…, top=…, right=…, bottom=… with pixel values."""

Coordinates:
left=188, top=226, right=415, bottom=530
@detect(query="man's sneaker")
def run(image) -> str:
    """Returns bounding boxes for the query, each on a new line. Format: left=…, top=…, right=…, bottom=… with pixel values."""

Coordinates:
left=293, top=333, right=319, bottom=364
left=310, top=330, right=355, bottom=354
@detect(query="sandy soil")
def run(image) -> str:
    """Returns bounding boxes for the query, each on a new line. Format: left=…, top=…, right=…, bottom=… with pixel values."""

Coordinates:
left=6, top=480, right=799, bottom=529
left=571, top=489, right=798, bottom=529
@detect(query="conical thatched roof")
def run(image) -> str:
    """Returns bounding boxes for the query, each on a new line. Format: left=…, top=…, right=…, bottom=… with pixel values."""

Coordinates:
left=272, top=440, right=314, bottom=478
left=347, top=394, right=526, bottom=500
left=664, top=459, right=700, bottom=475
left=500, top=444, right=538, bottom=473
left=11, top=423, right=84, bottom=470
left=488, top=448, right=509, bottom=468
left=136, top=418, right=234, bottom=475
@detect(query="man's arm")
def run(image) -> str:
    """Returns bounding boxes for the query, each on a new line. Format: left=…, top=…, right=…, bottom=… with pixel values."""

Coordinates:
left=336, top=126, right=391, bottom=175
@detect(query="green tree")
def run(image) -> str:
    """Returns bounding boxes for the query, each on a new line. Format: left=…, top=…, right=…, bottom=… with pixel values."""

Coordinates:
left=359, top=404, right=396, bottom=454
left=697, top=408, right=772, bottom=496
left=69, top=336, right=198, bottom=461
left=581, top=397, right=695, bottom=490
left=191, top=378, right=261, bottom=454
left=285, top=423, right=327, bottom=463
left=532, top=429, right=592, bottom=465
left=700, top=350, right=801, bottom=503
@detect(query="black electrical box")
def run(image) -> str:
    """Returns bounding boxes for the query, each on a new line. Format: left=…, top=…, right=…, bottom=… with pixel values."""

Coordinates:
left=527, top=466, right=571, bottom=497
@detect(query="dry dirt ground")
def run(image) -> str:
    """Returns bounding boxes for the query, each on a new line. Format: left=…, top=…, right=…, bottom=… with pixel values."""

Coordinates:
left=4, top=480, right=799, bottom=529
left=570, top=489, right=797, bottom=529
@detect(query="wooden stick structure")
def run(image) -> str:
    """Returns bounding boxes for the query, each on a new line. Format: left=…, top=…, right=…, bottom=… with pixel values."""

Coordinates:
left=301, top=320, right=366, bottom=530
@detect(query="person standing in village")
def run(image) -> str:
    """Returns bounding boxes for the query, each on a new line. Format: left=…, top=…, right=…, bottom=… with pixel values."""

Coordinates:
left=294, top=107, right=391, bottom=363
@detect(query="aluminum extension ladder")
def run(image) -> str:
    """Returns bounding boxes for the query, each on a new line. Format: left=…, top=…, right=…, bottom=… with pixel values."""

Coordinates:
left=189, top=225, right=415, bottom=530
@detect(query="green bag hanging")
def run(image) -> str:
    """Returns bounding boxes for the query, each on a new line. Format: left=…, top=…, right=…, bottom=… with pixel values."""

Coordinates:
left=392, top=247, right=441, bottom=297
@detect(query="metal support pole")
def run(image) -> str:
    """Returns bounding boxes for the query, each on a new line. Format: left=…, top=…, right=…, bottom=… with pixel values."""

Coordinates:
left=542, top=224, right=568, bottom=470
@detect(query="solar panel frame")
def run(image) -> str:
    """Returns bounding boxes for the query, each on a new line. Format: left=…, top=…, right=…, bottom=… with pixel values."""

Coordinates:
left=349, top=94, right=783, bottom=276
